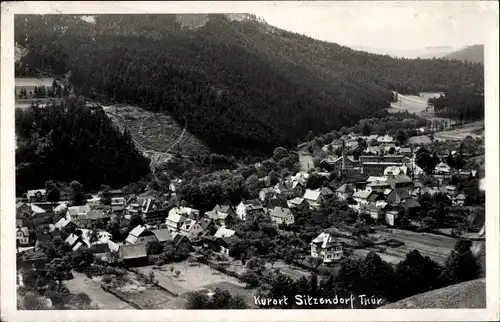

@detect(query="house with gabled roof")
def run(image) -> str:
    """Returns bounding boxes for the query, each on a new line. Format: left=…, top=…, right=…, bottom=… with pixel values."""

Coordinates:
left=401, top=198, right=421, bottom=217
left=179, top=218, right=206, bottom=239
left=452, top=193, right=466, bottom=206
left=386, top=175, right=413, bottom=190
left=265, top=197, right=288, bottom=210
left=259, top=187, right=277, bottom=202
left=435, top=162, right=452, bottom=175
left=320, top=155, right=359, bottom=172
left=165, top=210, right=187, bottom=233
left=310, top=232, right=343, bottom=263
left=67, top=205, right=91, bottom=217
left=151, top=228, right=172, bottom=243
left=352, top=190, right=373, bottom=206
left=118, top=244, right=148, bottom=266
left=303, top=189, right=324, bottom=209
left=73, top=209, right=110, bottom=228
left=287, top=197, right=308, bottom=209
left=171, top=232, right=192, bottom=252
left=52, top=216, right=75, bottom=231
left=367, top=181, right=391, bottom=193
left=386, top=188, right=411, bottom=204
left=269, top=207, right=295, bottom=226
left=205, top=205, right=236, bottom=227
left=236, top=200, right=265, bottom=221
left=126, top=197, right=167, bottom=226
left=214, top=227, right=236, bottom=238
left=65, top=233, right=90, bottom=252
left=336, top=183, right=356, bottom=201
left=168, top=206, right=200, bottom=220
left=444, top=185, right=458, bottom=197
left=125, top=225, right=158, bottom=245
left=27, top=189, right=46, bottom=202
left=16, top=227, right=31, bottom=246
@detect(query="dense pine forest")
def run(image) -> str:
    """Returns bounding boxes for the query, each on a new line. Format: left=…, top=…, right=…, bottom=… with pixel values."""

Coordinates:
left=15, top=14, right=484, bottom=155
left=15, top=97, right=151, bottom=194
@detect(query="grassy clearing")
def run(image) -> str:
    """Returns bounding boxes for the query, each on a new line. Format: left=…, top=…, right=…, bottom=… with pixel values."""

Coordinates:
left=64, top=271, right=134, bottom=309
left=104, top=105, right=210, bottom=156
left=353, top=229, right=457, bottom=265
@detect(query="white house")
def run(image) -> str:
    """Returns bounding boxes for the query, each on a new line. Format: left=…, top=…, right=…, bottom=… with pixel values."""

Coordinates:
left=16, top=227, right=30, bottom=246
left=214, top=227, right=236, bottom=238
left=435, top=162, right=452, bottom=175
left=125, top=225, right=158, bottom=245
left=385, top=210, right=399, bottom=226
left=352, top=190, right=372, bottom=206
left=165, top=211, right=187, bottom=232
left=179, top=219, right=205, bottom=238
left=205, top=205, right=236, bottom=227
left=269, top=207, right=295, bottom=226
left=303, top=189, right=324, bottom=209
left=310, top=232, right=343, bottom=263
left=235, top=200, right=265, bottom=221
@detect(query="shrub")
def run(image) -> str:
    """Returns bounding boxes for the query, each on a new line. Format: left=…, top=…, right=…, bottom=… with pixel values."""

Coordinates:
left=102, top=276, right=112, bottom=284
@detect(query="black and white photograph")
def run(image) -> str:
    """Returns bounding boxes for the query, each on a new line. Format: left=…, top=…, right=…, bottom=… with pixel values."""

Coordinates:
left=1, top=1, right=499, bottom=321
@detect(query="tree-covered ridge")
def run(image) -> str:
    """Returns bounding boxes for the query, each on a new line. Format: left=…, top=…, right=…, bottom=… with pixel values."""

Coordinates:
left=15, top=15, right=484, bottom=155
left=15, top=97, right=151, bottom=193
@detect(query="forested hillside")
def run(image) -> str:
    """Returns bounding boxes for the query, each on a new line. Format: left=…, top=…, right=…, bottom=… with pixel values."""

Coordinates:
left=15, top=14, right=484, bottom=155
left=15, top=97, right=151, bottom=193
left=445, top=45, right=484, bottom=65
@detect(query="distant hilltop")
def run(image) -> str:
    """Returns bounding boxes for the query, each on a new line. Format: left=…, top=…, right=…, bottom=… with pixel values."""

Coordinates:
left=444, top=45, right=484, bottom=64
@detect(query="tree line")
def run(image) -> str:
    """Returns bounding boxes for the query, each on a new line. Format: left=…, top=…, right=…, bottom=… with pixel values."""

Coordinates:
left=15, top=97, right=151, bottom=194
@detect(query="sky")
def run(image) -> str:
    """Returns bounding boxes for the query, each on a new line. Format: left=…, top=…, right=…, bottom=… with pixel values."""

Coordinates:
left=251, top=1, right=491, bottom=57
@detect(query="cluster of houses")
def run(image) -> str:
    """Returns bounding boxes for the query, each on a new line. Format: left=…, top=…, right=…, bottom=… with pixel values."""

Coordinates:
left=16, top=131, right=479, bottom=269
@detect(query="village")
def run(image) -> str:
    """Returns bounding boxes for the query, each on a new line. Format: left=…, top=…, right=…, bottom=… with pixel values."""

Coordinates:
left=16, top=120, right=486, bottom=309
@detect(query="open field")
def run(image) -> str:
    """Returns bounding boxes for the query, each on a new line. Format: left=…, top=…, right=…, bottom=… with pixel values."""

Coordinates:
left=137, top=262, right=245, bottom=295
left=267, top=260, right=312, bottom=280
left=298, top=145, right=315, bottom=172
left=389, top=94, right=428, bottom=114
left=353, top=229, right=457, bottom=265
left=64, top=272, right=134, bottom=309
left=408, top=135, right=433, bottom=145
left=433, top=121, right=484, bottom=141
left=104, top=105, right=210, bottom=156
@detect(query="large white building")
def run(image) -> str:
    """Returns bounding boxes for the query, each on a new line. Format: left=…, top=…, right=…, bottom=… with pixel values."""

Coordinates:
left=310, top=232, right=343, bottom=263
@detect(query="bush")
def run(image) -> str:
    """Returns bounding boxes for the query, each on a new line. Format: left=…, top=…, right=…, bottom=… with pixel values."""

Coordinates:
left=102, top=276, right=112, bottom=284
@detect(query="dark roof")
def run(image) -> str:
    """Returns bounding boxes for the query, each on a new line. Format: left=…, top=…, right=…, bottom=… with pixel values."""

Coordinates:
left=390, top=175, right=413, bottom=184
left=88, top=243, right=111, bottom=254
left=213, top=205, right=232, bottom=213
left=403, top=198, right=421, bottom=209
left=197, top=218, right=213, bottom=230
left=119, top=244, right=147, bottom=260
left=394, top=188, right=410, bottom=199
left=172, top=234, right=190, bottom=247
left=266, top=197, right=287, bottom=209
left=151, top=229, right=172, bottom=242
left=321, top=187, right=334, bottom=196
left=336, top=183, right=355, bottom=193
